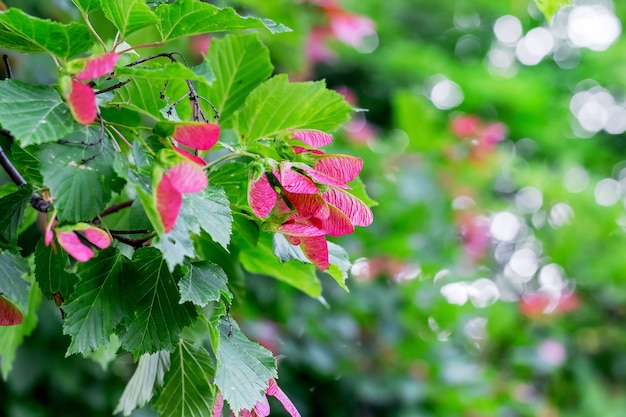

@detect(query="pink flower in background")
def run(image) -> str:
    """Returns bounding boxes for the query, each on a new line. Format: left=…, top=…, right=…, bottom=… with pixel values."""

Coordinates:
left=456, top=212, right=490, bottom=262
left=307, top=27, right=336, bottom=64
left=190, top=34, right=212, bottom=58
left=449, top=114, right=507, bottom=161
left=213, top=379, right=301, bottom=417
left=537, top=339, right=567, bottom=366
left=327, top=10, right=375, bottom=47
left=519, top=291, right=580, bottom=318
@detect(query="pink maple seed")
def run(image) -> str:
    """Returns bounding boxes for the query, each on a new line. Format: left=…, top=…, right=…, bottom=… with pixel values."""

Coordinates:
left=211, top=393, right=224, bottom=417
left=156, top=174, right=183, bottom=233
left=0, top=295, right=23, bottom=326
left=56, top=230, right=95, bottom=262
left=291, top=129, right=333, bottom=147
left=251, top=396, right=271, bottom=417
left=278, top=221, right=326, bottom=238
left=80, top=226, right=112, bottom=250
left=299, top=235, right=329, bottom=270
left=322, top=188, right=373, bottom=227
left=313, top=154, right=363, bottom=185
left=292, top=146, right=324, bottom=155
left=279, top=163, right=319, bottom=194
left=282, top=191, right=330, bottom=220
left=248, top=173, right=277, bottom=219
left=168, top=162, right=208, bottom=194
left=266, top=379, right=302, bottom=417
left=321, top=205, right=354, bottom=236
left=68, top=80, right=97, bottom=125
left=75, top=53, right=120, bottom=81
left=301, top=165, right=350, bottom=189
left=173, top=122, right=220, bottom=151
left=172, top=146, right=207, bottom=166
left=44, top=215, right=57, bottom=246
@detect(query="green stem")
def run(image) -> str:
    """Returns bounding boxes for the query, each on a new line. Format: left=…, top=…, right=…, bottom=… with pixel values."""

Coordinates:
left=82, top=12, right=107, bottom=52
left=204, top=148, right=259, bottom=171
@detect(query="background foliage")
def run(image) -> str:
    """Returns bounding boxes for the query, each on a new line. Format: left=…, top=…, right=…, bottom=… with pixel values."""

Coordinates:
left=3, top=0, right=626, bottom=416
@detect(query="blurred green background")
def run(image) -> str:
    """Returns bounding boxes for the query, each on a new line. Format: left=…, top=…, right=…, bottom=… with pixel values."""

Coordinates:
left=3, top=0, right=626, bottom=416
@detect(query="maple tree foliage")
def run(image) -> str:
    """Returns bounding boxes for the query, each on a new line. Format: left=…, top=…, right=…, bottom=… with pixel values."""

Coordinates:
left=0, top=1, right=373, bottom=415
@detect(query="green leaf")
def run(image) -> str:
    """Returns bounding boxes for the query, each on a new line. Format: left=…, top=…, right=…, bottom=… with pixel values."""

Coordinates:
left=9, top=145, right=43, bottom=185
left=71, top=0, right=101, bottom=14
left=534, top=0, right=569, bottom=22
left=326, top=242, right=351, bottom=292
left=240, top=234, right=321, bottom=297
left=0, top=8, right=93, bottom=61
left=101, top=0, right=158, bottom=38
left=178, top=261, right=231, bottom=307
left=186, top=186, right=233, bottom=250
left=197, top=33, right=273, bottom=126
left=86, top=334, right=121, bottom=370
left=111, top=77, right=190, bottom=120
left=272, top=233, right=309, bottom=264
left=215, top=319, right=277, bottom=413
left=62, top=248, right=129, bottom=355
left=235, top=74, right=353, bottom=142
left=154, top=0, right=290, bottom=42
left=115, top=350, right=171, bottom=416
left=0, top=79, right=78, bottom=146
left=0, top=185, right=31, bottom=249
left=120, top=247, right=197, bottom=357
left=153, top=226, right=197, bottom=273
left=153, top=339, right=217, bottom=417
left=38, top=129, right=125, bottom=222
left=34, top=240, right=75, bottom=298
left=115, top=62, right=209, bottom=84
left=0, top=278, right=42, bottom=379
left=0, top=251, right=30, bottom=312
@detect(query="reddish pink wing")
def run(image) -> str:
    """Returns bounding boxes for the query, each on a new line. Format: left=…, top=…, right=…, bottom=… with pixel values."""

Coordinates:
left=168, top=162, right=208, bottom=194
left=280, top=163, right=318, bottom=194
left=313, top=154, right=363, bottom=185
left=68, top=81, right=97, bottom=125
left=248, top=173, right=277, bottom=219
left=75, top=52, right=119, bottom=80
left=173, top=122, right=220, bottom=151
left=0, top=295, right=23, bottom=326
left=156, top=174, right=183, bottom=233
left=299, top=235, right=329, bottom=270
left=172, top=146, right=207, bottom=166
left=56, top=230, right=95, bottom=262
left=322, top=188, right=373, bottom=227
left=81, top=226, right=112, bottom=249
left=291, top=129, right=333, bottom=147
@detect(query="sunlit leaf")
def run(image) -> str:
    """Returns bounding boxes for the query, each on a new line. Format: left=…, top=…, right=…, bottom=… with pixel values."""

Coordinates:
left=235, top=75, right=353, bottom=142
left=215, top=319, right=276, bottom=413
left=197, top=33, right=273, bottom=126
left=0, top=79, right=78, bottom=146
left=0, top=8, right=92, bottom=60
left=101, top=0, right=158, bottom=38
left=154, top=0, right=290, bottom=42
